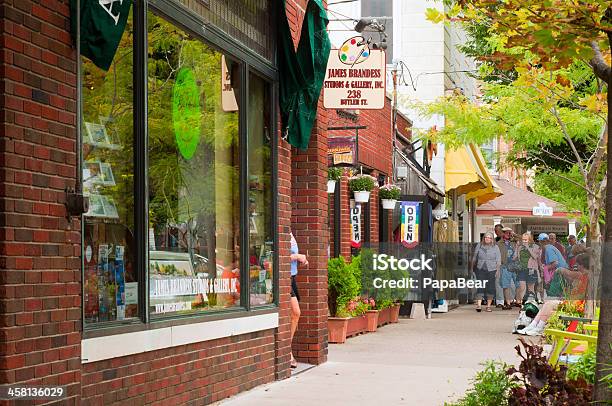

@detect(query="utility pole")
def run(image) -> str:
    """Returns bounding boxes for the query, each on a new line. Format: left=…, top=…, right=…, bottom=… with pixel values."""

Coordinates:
left=391, top=61, right=398, bottom=183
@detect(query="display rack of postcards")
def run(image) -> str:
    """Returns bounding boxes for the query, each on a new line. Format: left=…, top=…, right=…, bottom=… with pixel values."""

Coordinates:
left=82, top=118, right=134, bottom=324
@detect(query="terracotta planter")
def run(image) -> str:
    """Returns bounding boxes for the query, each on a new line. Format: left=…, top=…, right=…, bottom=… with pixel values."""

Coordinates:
left=328, top=317, right=349, bottom=343
left=365, top=310, right=379, bottom=332
left=346, top=314, right=367, bottom=338
left=377, top=306, right=390, bottom=327
left=390, top=303, right=401, bottom=323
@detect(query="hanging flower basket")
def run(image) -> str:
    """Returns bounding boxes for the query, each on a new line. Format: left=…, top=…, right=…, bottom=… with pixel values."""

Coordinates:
left=348, top=174, right=377, bottom=203
left=381, top=199, right=397, bottom=210
left=354, top=191, right=370, bottom=203
left=379, top=184, right=401, bottom=211
left=327, top=167, right=342, bottom=194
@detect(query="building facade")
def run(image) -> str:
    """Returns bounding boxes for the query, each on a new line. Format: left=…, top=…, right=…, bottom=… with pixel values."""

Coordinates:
left=0, top=1, right=330, bottom=404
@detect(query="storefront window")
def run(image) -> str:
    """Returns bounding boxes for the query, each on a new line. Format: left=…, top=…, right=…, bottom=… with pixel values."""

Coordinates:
left=82, top=13, right=138, bottom=325
left=248, top=73, right=274, bottom=306
left=80, top=6, right=276, bottom=330
left=147, top=13, right=241, bottom=317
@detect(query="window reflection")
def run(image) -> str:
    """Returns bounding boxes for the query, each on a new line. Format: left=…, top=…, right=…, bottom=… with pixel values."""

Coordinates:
left=147, top=13, right=241, bottom=316
left=82, top=12, right=137, bottom=325
left=248, top=74, right=274, bottom=306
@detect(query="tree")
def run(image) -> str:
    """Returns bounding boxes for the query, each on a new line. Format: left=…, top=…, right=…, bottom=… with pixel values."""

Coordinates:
left=427, top=1, right=611, bottom=400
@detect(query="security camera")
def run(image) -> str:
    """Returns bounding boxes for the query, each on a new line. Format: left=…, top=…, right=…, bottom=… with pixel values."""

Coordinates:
left=354, top=18, right=372, bottom=33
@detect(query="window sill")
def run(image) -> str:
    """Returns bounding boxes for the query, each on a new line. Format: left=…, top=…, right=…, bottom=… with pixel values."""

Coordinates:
left=81, top=309, right=279, bottom=364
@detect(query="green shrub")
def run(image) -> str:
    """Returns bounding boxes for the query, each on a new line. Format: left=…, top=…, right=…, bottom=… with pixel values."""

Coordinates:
left=327, top=167, right=343, bottom=181
left=328, top=255, right=361, bottom=317
left=348, top=174, right=377, bottom=192
left=446, top=361, right=517, bottom=406
left=379, top=184, right=401, bottom=200
left=567, top=347, right=596, bottom=384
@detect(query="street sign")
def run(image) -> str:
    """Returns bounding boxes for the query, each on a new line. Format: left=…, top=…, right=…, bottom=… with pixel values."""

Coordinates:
left=323, top=36, right=386, bottom=109
left=532, top=202, right=553, bottom=216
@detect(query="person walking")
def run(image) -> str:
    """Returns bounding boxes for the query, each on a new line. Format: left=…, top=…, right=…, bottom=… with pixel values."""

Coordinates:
left=498, top=227, right=520, bottom=309
left=513, top=232, right=541, bottom=304
left=289, top=232, right=308, bottom=369
left=471, top=231, right=501, bottom=312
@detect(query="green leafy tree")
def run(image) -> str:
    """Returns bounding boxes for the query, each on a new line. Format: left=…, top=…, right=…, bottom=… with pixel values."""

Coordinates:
left=426, top=1, right=610, bottom=400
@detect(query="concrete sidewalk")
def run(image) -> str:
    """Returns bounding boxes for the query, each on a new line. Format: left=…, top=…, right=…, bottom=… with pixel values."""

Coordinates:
left=221, top=305, right=523, bottom=406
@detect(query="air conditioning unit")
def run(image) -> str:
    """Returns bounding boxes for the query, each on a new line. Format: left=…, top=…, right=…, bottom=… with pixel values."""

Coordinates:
left=396, top=166, right=408, bottom=179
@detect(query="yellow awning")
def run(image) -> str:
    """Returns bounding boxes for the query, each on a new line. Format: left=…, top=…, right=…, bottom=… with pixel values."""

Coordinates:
left=466, top=144, right=502, bottom=205
left=445, top=144, right=502, bottom=205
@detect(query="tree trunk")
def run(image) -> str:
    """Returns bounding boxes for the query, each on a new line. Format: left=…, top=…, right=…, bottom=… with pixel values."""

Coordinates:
left=593, top=28, right=612, bottom=403
left=586, top=216, right=600, bottom=319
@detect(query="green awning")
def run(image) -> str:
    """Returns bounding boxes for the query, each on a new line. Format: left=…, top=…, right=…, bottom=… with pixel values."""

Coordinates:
left=278, top=0, right=331, bottom=150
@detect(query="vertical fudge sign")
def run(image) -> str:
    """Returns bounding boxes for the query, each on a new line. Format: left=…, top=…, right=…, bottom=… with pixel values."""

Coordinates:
left=350, top=204, right=362, bottom=248
left=323, top=36, right=386, bottom=109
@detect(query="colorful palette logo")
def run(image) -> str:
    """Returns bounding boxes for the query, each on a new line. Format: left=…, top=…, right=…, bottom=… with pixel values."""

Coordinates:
left=338, top=36, right=370, bottom=65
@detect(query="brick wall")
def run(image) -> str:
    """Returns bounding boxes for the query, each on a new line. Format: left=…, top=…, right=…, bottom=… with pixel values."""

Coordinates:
left=284, top=0, right=308, bottom=51
left=0, top=1, right=295, bottom=405
left=0, top=0, right=82, bottom=404
left=81, top=331, right=277, bottom=405
left=328, top=98, right=393, bottom=177
left=290, top=97, right=329, bottom=365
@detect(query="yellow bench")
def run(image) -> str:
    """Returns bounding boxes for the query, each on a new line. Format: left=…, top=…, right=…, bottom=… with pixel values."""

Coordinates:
left=544, top=328, right=598, bottom=366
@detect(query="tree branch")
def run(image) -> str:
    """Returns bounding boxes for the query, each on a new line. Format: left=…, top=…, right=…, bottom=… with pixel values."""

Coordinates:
left=531, top=156, right=596, bottom=197
left=589, top=41, right=612, bottom=82
left=551, top=105, right=588, bottom=178
left=586, top=123, right=608, bottom=184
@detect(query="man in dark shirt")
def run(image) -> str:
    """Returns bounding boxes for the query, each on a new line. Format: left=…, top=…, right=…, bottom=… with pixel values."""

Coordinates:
left=494, top=224, right=504, bottom=242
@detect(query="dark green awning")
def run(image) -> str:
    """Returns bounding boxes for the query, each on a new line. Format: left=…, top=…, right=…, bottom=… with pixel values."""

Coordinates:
left=278, top=0, right=331, bottom=150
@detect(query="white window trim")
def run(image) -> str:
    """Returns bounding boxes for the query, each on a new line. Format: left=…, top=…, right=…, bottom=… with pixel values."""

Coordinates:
left=81, top=312, right=279, bottom=364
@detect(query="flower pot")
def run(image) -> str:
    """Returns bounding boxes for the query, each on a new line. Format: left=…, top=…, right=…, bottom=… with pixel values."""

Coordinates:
left=328, top=317, right=349, bottom=343
left=390, top=303, right=401, bottom=323
left=346, top=315, right=367, bottom=338
left=381, top=199, right=397, bottom=210
left=365, top=310, right=379, bottom=332
left=327, top=180, right=337, bottom=193
left=353, top=191, right=370, bottom=203
left=377, top=307, right=391, bottom=327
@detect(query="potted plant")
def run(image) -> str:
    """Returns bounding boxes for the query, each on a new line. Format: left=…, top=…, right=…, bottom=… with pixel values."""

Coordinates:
left=327, top=256, right=359, bottom=343
left=327, top=167, right=342, bottom=193
left=390, top=301, right=401, bottom=323
left=363, top=298, right=378, bottom=332
left=348, top=173, right=377, bottom=203
left=379, top=184, right=401, bottom=210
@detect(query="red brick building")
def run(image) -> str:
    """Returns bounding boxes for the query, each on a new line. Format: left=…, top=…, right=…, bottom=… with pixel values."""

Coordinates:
left=0, top=0, right=329, bottom=404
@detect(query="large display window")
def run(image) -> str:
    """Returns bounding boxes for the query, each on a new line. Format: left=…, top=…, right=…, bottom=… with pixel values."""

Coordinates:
left=80, top=2, right=276, bottom=331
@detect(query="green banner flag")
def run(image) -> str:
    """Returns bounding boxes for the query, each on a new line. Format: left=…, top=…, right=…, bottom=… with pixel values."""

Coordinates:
left=278, top=0, right=331, bottom=150
left=70, top=0, right=132, bottom=71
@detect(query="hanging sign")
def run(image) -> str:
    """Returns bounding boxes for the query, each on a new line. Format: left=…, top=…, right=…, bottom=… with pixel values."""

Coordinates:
left=350, top=204, right=362, bottom=248
left=400, top=202, right=420, bottom=248
left=221, top=55, right=239, bottom=112
left=328, top=136, right=357, bottom=166
left=323, top=36, right=385, bottom=109
left=533, top=202, right=553, bottom=216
